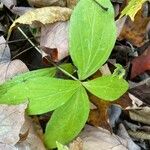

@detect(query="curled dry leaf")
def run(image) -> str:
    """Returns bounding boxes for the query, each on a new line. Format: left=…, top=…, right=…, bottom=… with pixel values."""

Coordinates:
left=40, top=21, right=69, bottom=62
left=27, top=0, right=67, bottom=7
left=9, top=7, right=72, bottom=33
left=79, top=125, right=128, bottom=150
left=0, top=103, right=27, bottom=145
left=0, top=36, right=29, bottom=84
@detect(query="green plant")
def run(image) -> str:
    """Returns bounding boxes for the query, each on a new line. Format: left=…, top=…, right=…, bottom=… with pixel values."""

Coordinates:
left=0, top=0, right=128, bottom=149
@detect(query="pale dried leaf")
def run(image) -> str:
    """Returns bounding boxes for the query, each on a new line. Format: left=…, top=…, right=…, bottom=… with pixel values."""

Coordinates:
left=0, top=36, right=11, bottom=63
left=27, top=0, right=66, bottom=7
left=128, top=130, right=150, bottom=140
left=0, top=60, right=29, bottom=84
left=40, top=21, right=69, bottom=62
left=1, top=0, right=16, bottom=9
left=9, top=7, right=72, bottom=32
left=0, top=143, right=16, bottom=150
left=69, top=138, right=83, bottom=150
left=129, top=107, right=150, bottom=125
left=79, top=125, right=128, bottom=150
left=0, top=36, right=29, bottom=84
left=116, top=16, right=127, bottom=37
left=117, top=124, right=141, bottom=150
left=12, top=7, right=34, bottom=16
left=0, top=103, right=27, bottom=145
left=15, top=116, right=46, bottom=150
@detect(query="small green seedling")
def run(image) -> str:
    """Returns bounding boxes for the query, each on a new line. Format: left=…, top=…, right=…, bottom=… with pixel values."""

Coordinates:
left=0, top=0, right=128, bottom=149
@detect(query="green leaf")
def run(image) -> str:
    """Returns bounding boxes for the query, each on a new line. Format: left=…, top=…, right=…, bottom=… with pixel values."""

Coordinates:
left=83, top=75, right=129, bottom=101
left=44, top=86, right=90, bottom=149
left=6, top=63, right=73, bottom=83
left=56, top=142, right=69, bottom=150
left=69, top=0, right=116, bottom=80
left=0, top=77, right=80, bottom=115
left=120, top=0, right=147, bottom=21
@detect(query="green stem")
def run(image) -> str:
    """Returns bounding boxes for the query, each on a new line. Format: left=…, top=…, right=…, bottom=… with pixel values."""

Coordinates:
left=7, top=15, right=79, bottom=81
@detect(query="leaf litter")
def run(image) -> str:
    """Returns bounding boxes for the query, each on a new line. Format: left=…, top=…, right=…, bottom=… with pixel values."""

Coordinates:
left=0, top=0, right=150, bottom=149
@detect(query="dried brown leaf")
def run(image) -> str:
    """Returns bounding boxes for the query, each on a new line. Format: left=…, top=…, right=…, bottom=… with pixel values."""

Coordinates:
left=119, top=9, right=150, bottom=47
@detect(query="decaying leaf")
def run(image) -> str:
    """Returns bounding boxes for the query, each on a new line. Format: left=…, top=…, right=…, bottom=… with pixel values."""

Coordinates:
left=119, top=10, right=150, bottom=47
left=27, top=0, right=66, bottom=7
left=15, top=116, right=46, bottom=150
left=79, top=125, right=128, bottom=150
left=40, top=21, right=69, bottom=62
left=120, top=0, right=147, bottom=21
left=1, top=0, right=16, bottom=9
left=0, top=36, right=29, bottom=84
left=9, top=7, right=72, bottom=33
left=0, top=103, right=27, bottom=145
left=67, top=0, right=78, bottom=8
left=131, top=45, right=150, bottom=79
left=129, top=107, right=150, bottom=125
left=117, top=124, right=141, bottom=150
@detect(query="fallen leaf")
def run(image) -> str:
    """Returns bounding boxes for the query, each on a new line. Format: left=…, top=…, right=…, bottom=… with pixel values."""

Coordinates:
left=120, top=0, right=147, bottom=21
left=0, top=36, right=29, bottom=84
left=117, top=123, right=141, bottom=150
left=69, top=138, right=83, bottom=150
left=1, top=0, right=33, bottom=16
left=79, top=125, right=128, bottom=150
left=128, top=130, right=150, bottom=140
left=129, top=107, right=150, bottom=125
left=67, top=0, right=78, bottom=8
left=119, top=9, right=150, bottom=47
left=15, top=116, right=46, bottom=150
left=116, top=16, right=127, bottom=37
left=0, top=144, right=16, bottom=150
left=9, top=7, right=72, bottom=33
left=131, top=45, right=150, bottom=79
left=40, top=21, right=69, bottom=62
left=0, top=103, right=27, bottom=145
left=88, top=93, right=132, bottom=131
left=129, top=81, right=150, bottom=105
left=27, top=0, right=66, bottom=7
left=1, top=0, right=16, bottom=9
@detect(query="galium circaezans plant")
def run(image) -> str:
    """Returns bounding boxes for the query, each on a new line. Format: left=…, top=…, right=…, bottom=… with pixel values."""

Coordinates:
left=0, top=0, right=128, bottom=149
